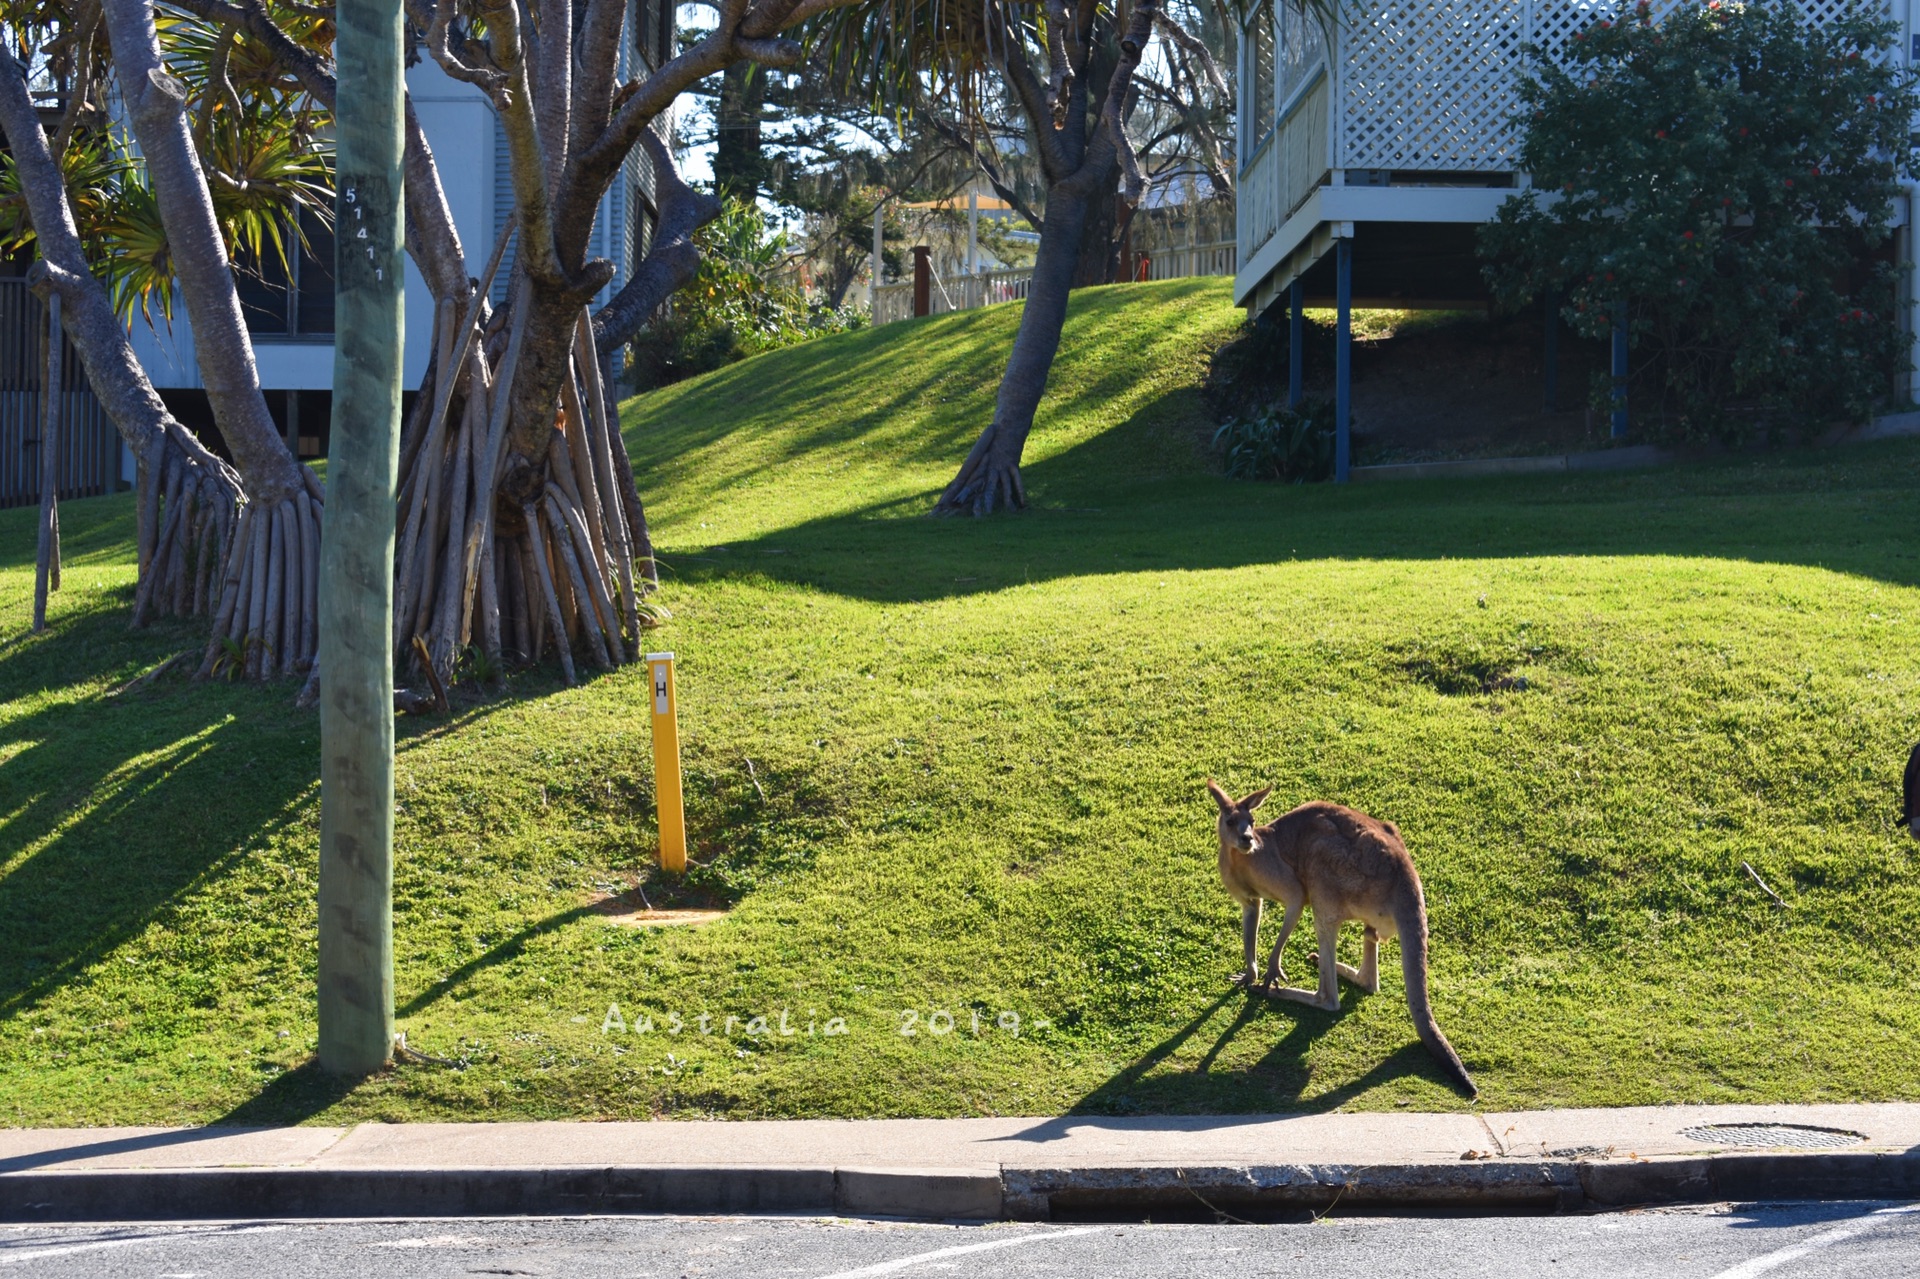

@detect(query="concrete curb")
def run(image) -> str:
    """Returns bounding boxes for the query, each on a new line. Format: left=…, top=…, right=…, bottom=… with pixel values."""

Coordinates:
left=4, top=1152, right=1915, bottom=1223
left=0, top=1165, right=1000, bottom=1224
left=1008, top=1151, right=1920, bottom=1219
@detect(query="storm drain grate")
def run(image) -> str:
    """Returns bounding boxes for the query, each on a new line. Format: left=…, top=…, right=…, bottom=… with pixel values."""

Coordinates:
left=1679, top=1123, right=1865, bottom=1149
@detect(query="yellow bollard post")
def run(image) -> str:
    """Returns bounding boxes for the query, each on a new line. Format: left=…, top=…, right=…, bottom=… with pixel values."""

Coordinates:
left=646, top=652, right=686, bottom=872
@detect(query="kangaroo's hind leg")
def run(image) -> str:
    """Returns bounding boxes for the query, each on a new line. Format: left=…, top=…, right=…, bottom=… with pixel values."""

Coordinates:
left=1265, top=911, right=1344, bottom=1012
left=1261, top=900, right=1301, bottom=990
left=1311, top=925, right=1381, bottom=993
left=1232, top=900, right=1262, bottom=987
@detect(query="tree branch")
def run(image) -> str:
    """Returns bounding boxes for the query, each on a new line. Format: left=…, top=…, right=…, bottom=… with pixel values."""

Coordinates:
left=569, top=0, right=628, bottom=166
left=100, top=0, right=304, bottom=502
left=922, top=108, right=1047, bottom=232
left=535, top=0, right=572, bottom=182
left=0, top=45, right=241, bottom=491
left=168, top=0, right=473, bottom=301
left=478, top=0, right=568, bottom=288
left=1099, top=0, right=1161, bottom=201
left=1002, top=42, right=1073, bottom=181
left=589, top=129, right=722, bottom=352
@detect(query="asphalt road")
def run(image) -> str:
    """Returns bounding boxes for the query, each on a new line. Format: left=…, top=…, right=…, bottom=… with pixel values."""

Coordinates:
left=2, top=1202, right=1917, bottom=1278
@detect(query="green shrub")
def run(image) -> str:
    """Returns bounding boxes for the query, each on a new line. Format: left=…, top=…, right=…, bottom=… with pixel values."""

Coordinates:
left=1212, top=400, right=1336, bottom=482
left=1480, top=0, right=1918, bottom=442
left=626, top=198, right=867, bottom=391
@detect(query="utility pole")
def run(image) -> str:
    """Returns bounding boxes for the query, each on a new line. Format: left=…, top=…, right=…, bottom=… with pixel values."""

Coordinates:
left=317, top=0, right=404, bottom=1075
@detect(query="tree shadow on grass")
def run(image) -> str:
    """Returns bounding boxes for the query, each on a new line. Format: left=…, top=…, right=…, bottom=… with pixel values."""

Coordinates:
left=395, top=903, right=598, bottom=1018
left=622, top=280, right=1230, bottom=501
left=0, top=657, right=317, bottom=1022
left=0, top=577, right=565, bottom=1025
left=665, top=430, right=1920, bottom=604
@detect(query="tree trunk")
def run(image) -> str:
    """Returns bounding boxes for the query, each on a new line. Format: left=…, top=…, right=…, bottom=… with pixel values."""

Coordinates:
left=102, top=0, right=306, bottom=506
left=101, top=0, right=324, bottom=678
left=934, top=187, right=1091, bottom=515
left=33, top=292, right=62, bottom=633
left=0, top=45, right=247, bottom=648
left=1072, top=177, right=1121, bottom=287
left=713, top=61, right=769, bottom=205
left=932, top=0, right=1152, bottom=516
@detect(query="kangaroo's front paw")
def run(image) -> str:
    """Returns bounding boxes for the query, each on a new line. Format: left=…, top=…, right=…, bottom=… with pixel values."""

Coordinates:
left=1261, top=968, right=1286, bottom=990
left=1231, top=969, right=1261, bottom=988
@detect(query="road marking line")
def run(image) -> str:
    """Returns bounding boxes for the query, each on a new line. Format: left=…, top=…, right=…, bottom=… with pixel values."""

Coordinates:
left=1709, top=1202, right=1920, bottom=1279
left=0, top=1225, right=285, bottom=1266
left=810, top=1226, right=1103, bottom=1278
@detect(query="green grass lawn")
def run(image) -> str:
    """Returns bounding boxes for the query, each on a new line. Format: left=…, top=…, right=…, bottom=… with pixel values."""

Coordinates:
left=4, top=277, right=1919, bottom=1127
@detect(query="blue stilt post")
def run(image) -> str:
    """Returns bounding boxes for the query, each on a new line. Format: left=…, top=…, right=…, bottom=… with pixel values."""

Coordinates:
left=1543, top=290, right=1559, bottom=413
left=1287, top=278, right=1304, bottom=408
left=1335, top=238, right=1352, bottom=483
left=1610, top=298, right=1628, bottom=438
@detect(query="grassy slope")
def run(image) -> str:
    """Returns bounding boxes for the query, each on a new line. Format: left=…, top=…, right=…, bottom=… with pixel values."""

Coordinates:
left=3, top=278, right=1919, bottom=1125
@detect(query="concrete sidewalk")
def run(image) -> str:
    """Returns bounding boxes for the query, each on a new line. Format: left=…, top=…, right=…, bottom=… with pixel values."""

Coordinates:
left=3, top=1104, right=1917, bottom=1222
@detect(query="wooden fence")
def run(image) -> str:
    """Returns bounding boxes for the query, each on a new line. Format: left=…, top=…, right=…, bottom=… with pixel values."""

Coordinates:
left=873, top=266, right=1035, bottom=326
left=871, top=241, right=1236, bottom=327
left=0, top=279, right=118, bottom=510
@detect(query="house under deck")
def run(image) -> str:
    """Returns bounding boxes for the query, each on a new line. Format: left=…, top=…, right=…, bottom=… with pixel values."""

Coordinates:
left=1235, top=0, right=1919, bottom=479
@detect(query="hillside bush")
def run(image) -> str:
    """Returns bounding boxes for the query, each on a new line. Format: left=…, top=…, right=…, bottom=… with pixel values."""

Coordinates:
left=626, top=198, right=865, bottom=391
left=1213, top=399, right=1337, bottom=482
left=1480, top=0, right=1917, bottom=441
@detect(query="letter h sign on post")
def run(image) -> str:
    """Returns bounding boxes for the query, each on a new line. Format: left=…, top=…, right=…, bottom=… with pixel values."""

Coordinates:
left=646, top=652, right=687, bottom=872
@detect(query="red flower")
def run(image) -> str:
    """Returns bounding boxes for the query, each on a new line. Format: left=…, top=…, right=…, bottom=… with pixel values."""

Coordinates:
left=1738, top=127, right=1749, bottom=137
left=1722, top=197, right=1733, bottom=206
left=1784, top=179, right=1794, bottom=188
left=1655, top=129, right=1667, bottom=139
left=1604, top=272, right=1615, bottom=282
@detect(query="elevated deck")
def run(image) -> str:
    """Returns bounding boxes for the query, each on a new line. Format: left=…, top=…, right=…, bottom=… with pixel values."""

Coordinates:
left=1234, top=0, right=1907, bottom=313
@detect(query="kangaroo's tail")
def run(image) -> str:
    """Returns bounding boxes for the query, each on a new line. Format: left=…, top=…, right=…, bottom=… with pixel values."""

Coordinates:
left=1900, top=741, right=1920, bottom=830
left=1397, top=905, right=1477, bottom=1099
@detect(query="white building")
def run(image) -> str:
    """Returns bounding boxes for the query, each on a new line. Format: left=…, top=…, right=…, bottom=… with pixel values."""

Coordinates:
left=132, top=2, right=670, bottom=461
left=1233, top=0, right=1917, bottom=478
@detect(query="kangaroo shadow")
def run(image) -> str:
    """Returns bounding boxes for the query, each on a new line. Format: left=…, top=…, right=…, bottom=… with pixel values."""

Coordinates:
left=1063, top=980, right=1452, bottom=1118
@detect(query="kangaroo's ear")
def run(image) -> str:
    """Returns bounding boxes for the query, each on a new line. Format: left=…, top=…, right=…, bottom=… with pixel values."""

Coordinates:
left=1241, top=786, right=1273, bottom=812
left=1206, top=779, right=1234, bottom=812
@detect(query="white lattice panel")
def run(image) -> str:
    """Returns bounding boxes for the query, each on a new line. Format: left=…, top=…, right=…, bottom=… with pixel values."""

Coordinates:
left=1339, top=0, right=1895, bottom=174
left=1341, top=0, right=1529, bottom=170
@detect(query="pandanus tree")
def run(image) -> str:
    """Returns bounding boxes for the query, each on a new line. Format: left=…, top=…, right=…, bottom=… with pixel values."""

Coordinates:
left=821, top=0, right=1224, bottom=514
left=1, top=0, right=871, bottom=690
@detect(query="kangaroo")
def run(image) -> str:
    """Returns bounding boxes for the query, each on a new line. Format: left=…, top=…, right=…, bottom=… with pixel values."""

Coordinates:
left=1902, top=742, right=1920, bottom=841
left=1208, top=780, right=1477, bottom=1098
